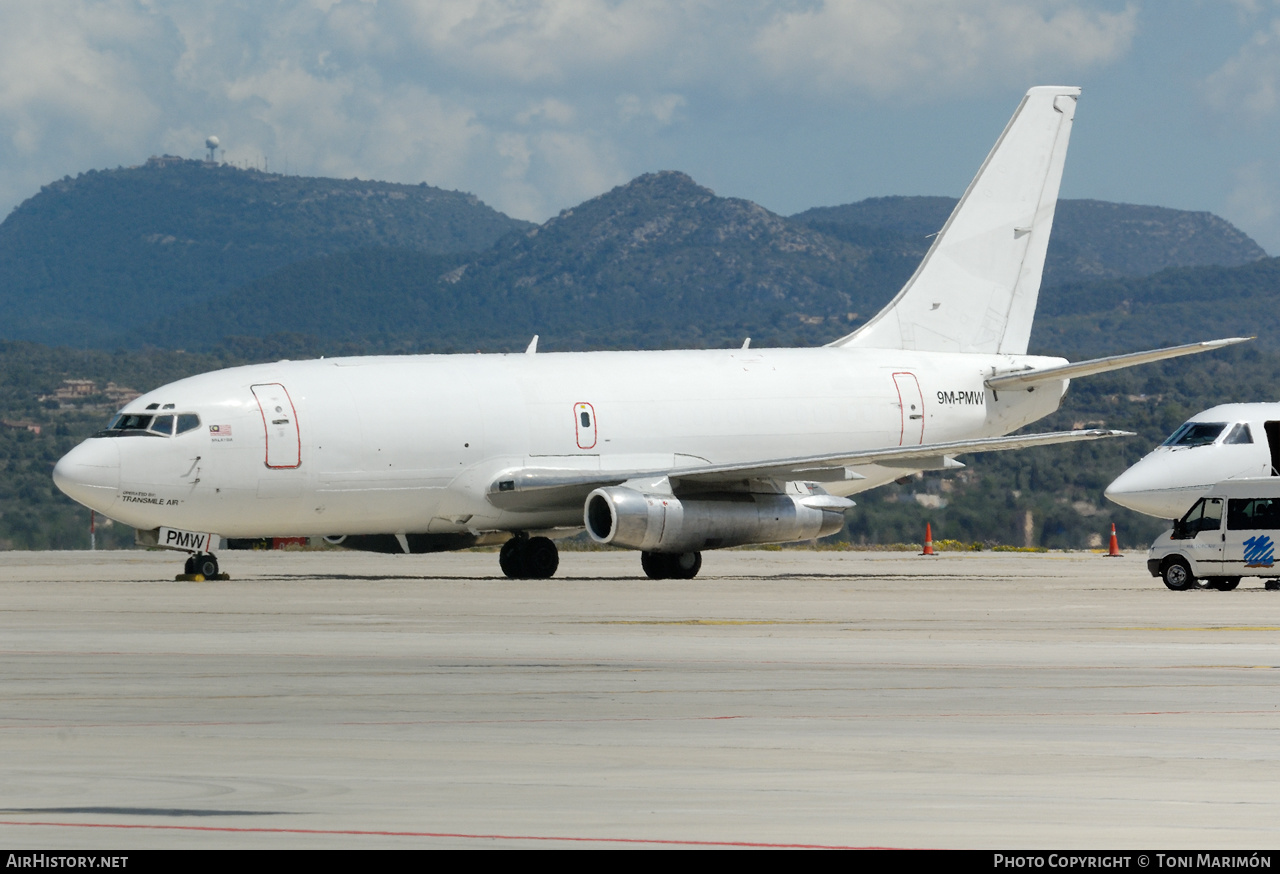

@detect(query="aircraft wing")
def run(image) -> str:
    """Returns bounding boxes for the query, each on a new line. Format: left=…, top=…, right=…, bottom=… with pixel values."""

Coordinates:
left=486, top=428, right=1132, bottom=511
left=985, top=338, right=1251, bottom=392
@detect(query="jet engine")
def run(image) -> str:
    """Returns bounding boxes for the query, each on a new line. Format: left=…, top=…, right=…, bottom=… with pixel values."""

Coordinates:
left=584, top=486, right=850, bottom=552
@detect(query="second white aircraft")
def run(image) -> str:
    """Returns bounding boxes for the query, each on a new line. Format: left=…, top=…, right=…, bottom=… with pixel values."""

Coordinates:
left=1106, top=403, right=1278, bottom=519
left=52, top=86, right=1244, bottom=578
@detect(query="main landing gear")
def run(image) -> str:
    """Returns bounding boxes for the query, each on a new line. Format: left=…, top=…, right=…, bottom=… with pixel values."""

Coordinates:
left=641, top=551, right=702, bottom=580
left=499, top=534, right=559, bottom=579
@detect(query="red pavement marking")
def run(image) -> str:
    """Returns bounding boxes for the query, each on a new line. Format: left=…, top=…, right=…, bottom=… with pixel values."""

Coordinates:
left=0, top=820, right=880, bottom=848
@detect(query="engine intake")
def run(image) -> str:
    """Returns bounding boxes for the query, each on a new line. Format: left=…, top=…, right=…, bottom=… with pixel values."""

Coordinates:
left=584, top=486, right=849, bottom=552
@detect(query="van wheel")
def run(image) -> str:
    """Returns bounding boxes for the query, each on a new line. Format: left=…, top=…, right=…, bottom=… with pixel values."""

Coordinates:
left=1209, top=577, right=1241, bottom=591
left=1161, top=557, right=1195, bottom=591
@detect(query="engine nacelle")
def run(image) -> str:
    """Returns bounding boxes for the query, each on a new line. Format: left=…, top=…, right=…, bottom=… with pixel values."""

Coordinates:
left=584, top=486, right=849, bottom=552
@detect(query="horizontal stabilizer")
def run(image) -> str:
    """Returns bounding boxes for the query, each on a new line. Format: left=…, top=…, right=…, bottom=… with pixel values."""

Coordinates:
left=985, top=338, right=1251, bottom=392
left=487, top=429, right=1131, bottom=511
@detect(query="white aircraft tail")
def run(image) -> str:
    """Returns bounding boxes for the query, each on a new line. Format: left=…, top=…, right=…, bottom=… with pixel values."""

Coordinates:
left=829, top=86, right=1079, bottom=355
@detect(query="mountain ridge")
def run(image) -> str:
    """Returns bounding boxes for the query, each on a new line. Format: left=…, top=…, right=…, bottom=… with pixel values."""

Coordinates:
left=0, top=157, right=532, bottom=346
left=0, top=161, right=1269, bottom=354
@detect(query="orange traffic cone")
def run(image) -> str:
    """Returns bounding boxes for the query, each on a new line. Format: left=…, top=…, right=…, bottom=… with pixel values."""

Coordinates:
left=921, top=522, right=935, bottom=556
left=1106, top=523, right=1121, bottom=557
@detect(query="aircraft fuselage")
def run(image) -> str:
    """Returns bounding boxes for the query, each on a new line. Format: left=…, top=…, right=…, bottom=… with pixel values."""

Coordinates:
left=55, top=346, right=1068, bottom=539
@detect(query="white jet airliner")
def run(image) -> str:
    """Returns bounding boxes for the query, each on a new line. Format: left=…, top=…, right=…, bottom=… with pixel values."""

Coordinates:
left=1106, top=403, right=1280, bottom=518
left=52, top=86, right=1246, bottom=579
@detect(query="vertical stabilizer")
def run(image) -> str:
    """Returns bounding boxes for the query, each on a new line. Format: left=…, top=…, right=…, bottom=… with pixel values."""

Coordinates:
left=830, top=86, right=1079, bottom=354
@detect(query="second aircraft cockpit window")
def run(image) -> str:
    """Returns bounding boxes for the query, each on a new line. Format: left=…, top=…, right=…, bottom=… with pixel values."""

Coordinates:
left=1161, top=422, right=1227, bottom=448
left=1224, top=423, right=1254, bottom=444
left=94, top=413, right=201, bottom=438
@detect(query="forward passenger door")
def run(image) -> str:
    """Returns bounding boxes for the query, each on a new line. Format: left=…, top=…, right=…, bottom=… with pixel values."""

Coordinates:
left=251, top=383, right=301, bottom=469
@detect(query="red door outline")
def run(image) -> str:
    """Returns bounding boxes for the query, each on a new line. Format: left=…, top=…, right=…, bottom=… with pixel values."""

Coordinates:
left=892, top=372, right=925, bottom=446
left=574, top=402, right=597, bottom=450
left=251, top=383, right=301, bottom=469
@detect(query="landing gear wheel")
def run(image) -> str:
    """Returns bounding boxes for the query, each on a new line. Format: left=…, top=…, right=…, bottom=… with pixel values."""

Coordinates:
left=184, top=555, right=196, bottom=575
left=1209, top=577, right=1241, bottom=591
left=670, top=551, right=701, bottom=580
left=641, top=551, right=670, bottom=579
left=641, top=551, right=702, bottom=580
left=499, top=536, right=559, bottom=579
left=523, top=537, right=559, bottom=579
left=192, top=553, right=219, bottom=578
left=499, top=536, right=526, bottom=579
left=1161, top=557, right=1195, bottom=591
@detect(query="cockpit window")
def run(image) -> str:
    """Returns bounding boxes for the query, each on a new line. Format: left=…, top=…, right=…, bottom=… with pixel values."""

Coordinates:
left=1162, top=422, right=1227, bottom=448
left=110, top=414, right=153, bottom=432
left=1224, top=423, right=1254, bottom=444
left=94, top=412, right=200, bottom=438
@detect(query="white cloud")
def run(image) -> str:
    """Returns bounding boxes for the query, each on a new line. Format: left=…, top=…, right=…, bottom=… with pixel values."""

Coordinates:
left=1226, top=160, right=1279, bottom=230
left=0, top=0, right=1141, bottom=225
left=1204, top=17, right=1280, bottom=118
left=0, top=1, right=170, bottom=154
left=516, top=99, right=577, bottom=125
left=753, top=0, right=1138, bottom=99
left=372, top=0, right=678, bottom=83
left=617, top=93, right=686, bottom=125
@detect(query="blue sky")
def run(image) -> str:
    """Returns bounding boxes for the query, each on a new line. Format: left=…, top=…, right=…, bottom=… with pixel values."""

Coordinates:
left=4, top=2, right=1280, bottom=251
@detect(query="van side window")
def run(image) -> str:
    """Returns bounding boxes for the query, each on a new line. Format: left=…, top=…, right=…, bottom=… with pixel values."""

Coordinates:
left=1227, top=498, right=1280, bottom=530
left=1224, top=423, right=1254, bottom=444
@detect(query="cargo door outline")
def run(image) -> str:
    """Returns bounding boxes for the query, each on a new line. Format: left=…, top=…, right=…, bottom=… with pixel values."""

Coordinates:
left=892, top=372, right=925, bottom=445
left=574, top=402, right=597, bottom=450
left=251, top=383, right=301, bottom=469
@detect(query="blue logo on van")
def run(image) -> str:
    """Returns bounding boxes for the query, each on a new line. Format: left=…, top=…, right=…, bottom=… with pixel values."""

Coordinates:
left=1243, top=535, right=1275, bottom=568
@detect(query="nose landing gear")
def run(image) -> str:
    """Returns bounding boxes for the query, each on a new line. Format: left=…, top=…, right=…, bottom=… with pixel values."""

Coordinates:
left=178, top=552, right=227, bottom=581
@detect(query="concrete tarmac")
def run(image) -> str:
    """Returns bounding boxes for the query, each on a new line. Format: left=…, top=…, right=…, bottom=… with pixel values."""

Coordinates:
left=2, top=547, right=1280, bottom=848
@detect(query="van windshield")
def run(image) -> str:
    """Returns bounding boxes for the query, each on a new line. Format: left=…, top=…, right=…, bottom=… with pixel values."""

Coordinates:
left=1162, top=422, right=1227, bottom=448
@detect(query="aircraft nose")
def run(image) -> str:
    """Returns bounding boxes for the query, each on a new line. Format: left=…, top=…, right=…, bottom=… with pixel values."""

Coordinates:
left=1104, top=455, right=1200, bottom=519
left=53, top=439, right=120, bottom=511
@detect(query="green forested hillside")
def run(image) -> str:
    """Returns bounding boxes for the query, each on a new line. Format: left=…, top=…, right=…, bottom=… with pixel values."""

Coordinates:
left=0, top=158, right=530, bottom=346
left=1033, top=258, right=1280, bottom=357
left=793, top=196, right=1268, bottom=287
left=150, top=172, right=921, bottom=351
left=147, top=177, right=1273, bottom=353
left=0, top=162, right=1267, bottom=354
